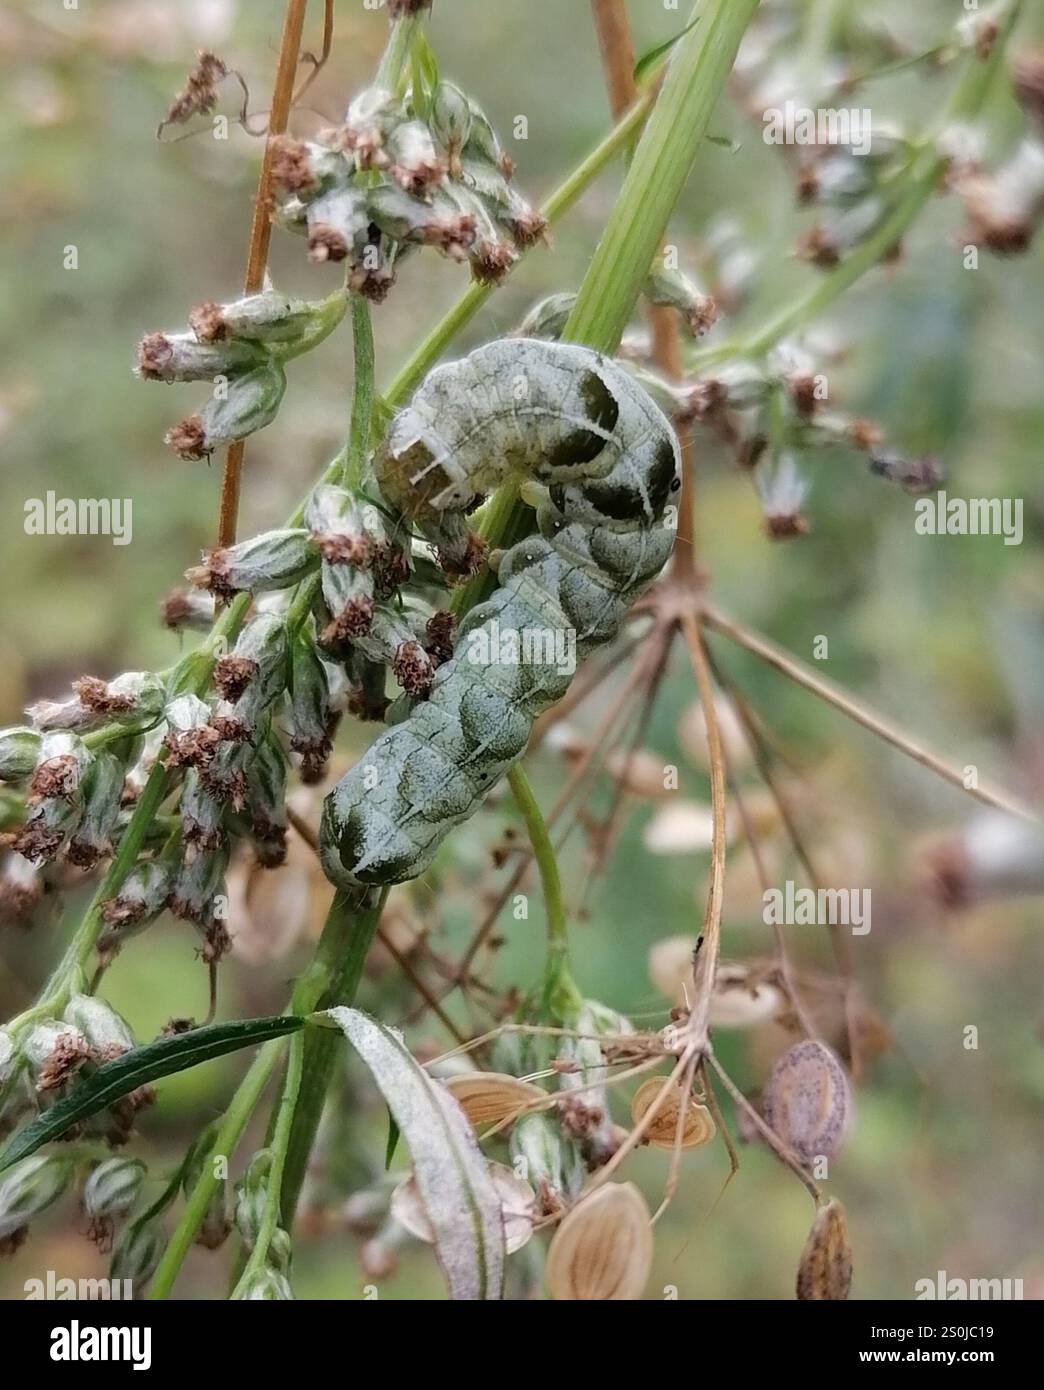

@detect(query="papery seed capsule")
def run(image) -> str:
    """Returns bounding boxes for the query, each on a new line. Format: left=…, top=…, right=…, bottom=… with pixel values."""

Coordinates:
left=629, top=1077, right=716, bottom=1150
left=546, top=1182, right=652, bottom=1301
left=64, top=993, right=135, bottom=1057
left=165, top=359, right=287, bottom=460
left=796, top=1197, right=853, bottom=1300
left=0, top=727, right=42, bottom=783
left=443, top=1071, right=546, bottom=1128
left=110, top=1219, right=164, bottom=1288
left=136, top=331, right=264, bottom=383
left=0, top=1154, right=75, bottom=1253
left=762, top=1039, right=852, bottom=1167
left=186, top=529, right=318, bottom=599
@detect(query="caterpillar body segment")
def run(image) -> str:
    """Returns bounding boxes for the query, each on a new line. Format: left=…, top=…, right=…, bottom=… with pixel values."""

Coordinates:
left=320, top=340, right=679, bottom=888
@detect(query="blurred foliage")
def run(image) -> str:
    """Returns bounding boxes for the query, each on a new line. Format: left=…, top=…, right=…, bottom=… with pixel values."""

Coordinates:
left=1, top=0, right=1042, bottom=1300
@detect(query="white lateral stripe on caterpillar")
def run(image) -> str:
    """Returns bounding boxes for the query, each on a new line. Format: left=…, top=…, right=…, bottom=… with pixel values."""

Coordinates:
left=319, top=339, right=680, bottom=888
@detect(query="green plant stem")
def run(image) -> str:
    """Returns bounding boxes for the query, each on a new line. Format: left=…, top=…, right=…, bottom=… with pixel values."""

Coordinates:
left=147, top=1036, right=283, bottom=1300
left=506, top=765, right=580, bottom=1022
left=563, top=0, right=760, bottom=354
left=345, top=296, right=376, bottom=489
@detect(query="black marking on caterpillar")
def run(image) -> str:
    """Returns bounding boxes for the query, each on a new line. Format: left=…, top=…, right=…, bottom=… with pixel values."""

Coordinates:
left=320, top=339, right=679, bottom=887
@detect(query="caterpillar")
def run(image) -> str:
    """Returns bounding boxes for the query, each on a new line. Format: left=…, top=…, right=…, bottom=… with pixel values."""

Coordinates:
left=319, top=339, right=680, bottom=889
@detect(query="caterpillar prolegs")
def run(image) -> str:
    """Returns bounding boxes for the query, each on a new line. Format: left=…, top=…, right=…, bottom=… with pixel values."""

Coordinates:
left=319, top=340, right=680, bottom=888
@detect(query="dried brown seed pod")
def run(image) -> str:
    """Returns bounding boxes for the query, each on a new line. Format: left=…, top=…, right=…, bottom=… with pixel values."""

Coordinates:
left=629, top=1077, right=716, bottom=1150
left=796, top=1198, right=853, bottom=1300
left=546, top=1182, right=652, bottom=1301
left=762, top=1039, right=852, bottom=1167
left=443, top=1071, right=545, bottom=1128
left=391, top=1162, right=536, bottom=1255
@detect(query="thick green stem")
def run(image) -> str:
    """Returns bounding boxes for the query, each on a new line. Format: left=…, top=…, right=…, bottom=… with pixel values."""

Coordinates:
left=507, top=765, right=580, bottom=1023
left=563, top=0, right=760, bottom=354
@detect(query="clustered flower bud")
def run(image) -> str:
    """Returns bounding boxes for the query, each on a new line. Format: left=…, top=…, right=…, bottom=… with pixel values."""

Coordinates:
left=27, top=672, right=165, bottom=736
left=82, top=1157, right=147, bottom=1250
left=186, top=530, right=319, bottom=599
left=0, top=1154, right=75, bottom=1258
left=644, top=265, right=719, bottom=338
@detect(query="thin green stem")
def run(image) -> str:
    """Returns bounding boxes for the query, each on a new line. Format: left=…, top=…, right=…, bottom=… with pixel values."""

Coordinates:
left=507, top=765, right=580, bottom=1022
left=147, top=1037, right=284, bottom=1300
left=345, top=296, right=376, bottom=489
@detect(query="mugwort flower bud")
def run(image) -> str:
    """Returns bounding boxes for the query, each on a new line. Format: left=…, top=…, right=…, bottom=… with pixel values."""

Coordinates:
left=245, top=732, right=288, bottom=868
left=957, top=138, right=1044, bottom=254
left=386, top=120, right=445, bottom=195
left=234, top=1151, right=272, bottom=1249
left=0, top=852, right=44, bottom=927
left=28, top=672, right=164, bottom=735
left=430, top=82, right=472, bottom=174
left=163, top=693, right=221, bottom=769
left=0, top=727, right=41, bottom=783
left=306, top=486, right=373, bottom=567
left=341, top=87, right=404, bottom=168
left=305, top=186, right=372, bottom=265
left=65, top=750, right=125, bottom=869
left=186, top=530, right=318, bottom=599
left=212, top=614, right=289, bottom=739
left=188, top=288, right=336, bottom=347
left=82, top=1157, right=147, bottom=1248
left=515, top=293, right=576, bottom=341
left=758, top=451, right=810, bottom=540
left=320, top=563, right=376, bottom=647
left=165, top=359, right=287, bottom=460
left=110, top=1218, right=164, bottom=1288
left=509, top=1112, right=584, bottom=1215
left=64, top=993, right=135, bottom=1058
left=179, top=769, right=226, bottom=850
left=169, top=846, right=231, bottom=961
left=796, top=196, right=888, bottom=268
left=236, top=1267, right=294, bottom=1300
left=268, top=1225, right=293, bottom=1274
left=644, top=265, right=719, bottom=338
left=12, top=733, right=90, bottom=863
left=445, top=185, right=517, bottom=284
left=269, top=135, right=350, bottom=201
left=463, top=99, right=512, bottom=179
left=288, top=634, right=337, bottom=784
left=367, top=184, right=476, bottom=261
left=160, top=587, right=216, bottom=633
left=182, top=1140, right=231, bottom=1250
left=135, top=330, right=264, bottom=384
left=23, top=1018, right=92, bottom=1092
left=99, top=858, right=174, bottom=956
left=0, top=1154, right=75, bottom=1257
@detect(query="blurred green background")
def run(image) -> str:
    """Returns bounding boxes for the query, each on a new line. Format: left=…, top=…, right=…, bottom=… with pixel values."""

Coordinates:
left=1, top=0, right=1042, bottom=1300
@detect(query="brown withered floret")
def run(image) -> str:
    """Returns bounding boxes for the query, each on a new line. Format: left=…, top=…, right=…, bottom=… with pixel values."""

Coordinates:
left=29, top=754, right=79, bottom=801
left=556, top=1093, right=606, bottom=1141
left=293, top=724, right=336, bottom=785
left=796, top=224, right=841, bottom=268
left=348, top=262, right=396, bottom=304
left=321, top=596, right=375, bottom=649
left=392, top=641, right=435, bottom=697
left=0, top=875, right=42, bottom=928
left=213, top=654, right=258, bottom=703
left=185, top=550, right=237, bottom=598
left=787, top=372, right=821, bottom=419
left=188, top=300, right=227, bottom=343
left=74, top=676, right=134, bottom=717
left=436, top=531, right=487, bottom=583
left=65, top=835, right=108, bottom=872
left=164, top=725, right=222, bottom=772
left=100, top=895, right=147, bottom=931
left=209, top=713, right=251, bottom=744
left=346, top=685, right=389, bottom=723
left=470, top=241, right=516, bottom=286
left=36, top=1032, right=93, bottom=1093
left=250, top=817, right=287, bottom=868
left=764, top=513, right=811, bottom=541
left=136, top=332, right=176, bottom=381
left=160, top=51, right=229, bottom=131
left=308, top=226, right=350, bottom=264
left=9, top=820, right=64, bottom=865
left=201, top=923, right=232, bottom=965
left=424, top=611, right=456, bottom=667
left=200, top=765, right=247, bottom=808
left=371, top=543, right=410, bottom=598
left=506, top=207, right=548, bottom=249
left=270, top=134, right=316, bottom=195
left=160, top=588, right=196, bottom=629
left=314, top=532, right=374, bottom=567
left=165, top=416, right=209, bottom=461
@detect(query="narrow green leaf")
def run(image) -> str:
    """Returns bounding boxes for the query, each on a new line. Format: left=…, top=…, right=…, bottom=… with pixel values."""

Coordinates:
left=384, top=1113, right=401, bottom=1170
left=0, top=1015, right=305, bottom=1175
left=327, top=1006, right=504, bottom=1300
left=633, top=17, right=700, bottom=85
